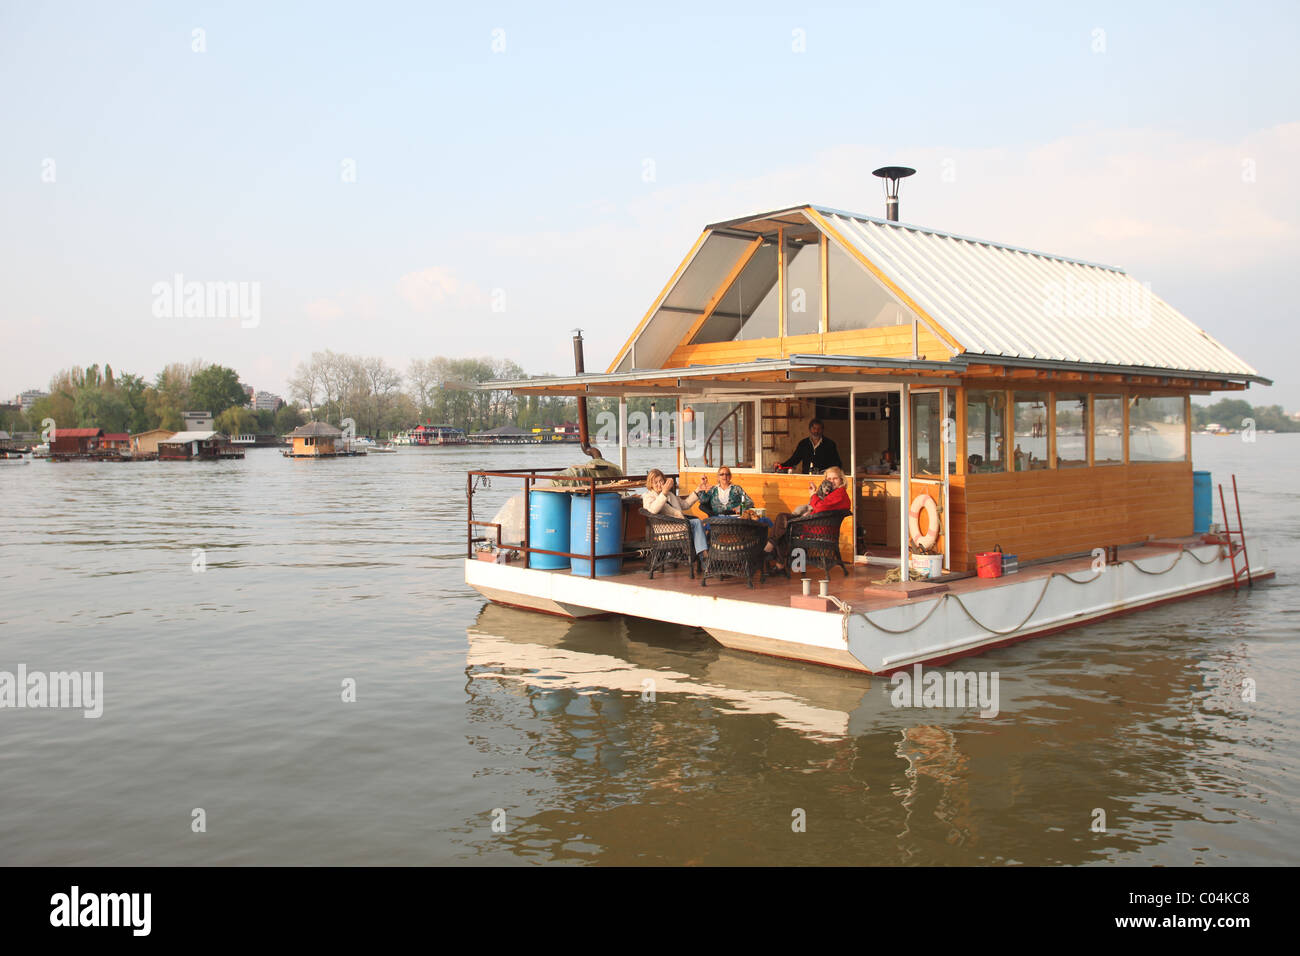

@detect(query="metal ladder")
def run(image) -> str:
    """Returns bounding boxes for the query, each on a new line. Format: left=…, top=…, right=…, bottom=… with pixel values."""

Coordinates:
left=1218, top=474, right=1253, bottom=589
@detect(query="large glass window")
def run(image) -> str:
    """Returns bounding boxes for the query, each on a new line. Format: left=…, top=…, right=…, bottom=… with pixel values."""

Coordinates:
left=911, top=391, right=943, bottom=475
left=690, top=242, right=779, bottom=343
left=827, top=242, right=912, bottom=332
left=965, top=390, right=1007, bottom=473
left=1094, top=395, right=1125, bottom=464
left=1054, top=393, right=1088, bottom=467
left=682, top=401, right=755, bottom=469
left=784, top=236, right=821, bottom=336
left=1013, top=392, right=1050, bottom=470
left=1129, top=395, right=1186, bottom=461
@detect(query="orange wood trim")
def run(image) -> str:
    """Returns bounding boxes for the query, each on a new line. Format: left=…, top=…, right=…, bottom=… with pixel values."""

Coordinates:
left=1087, top=393, right=1095, bottom=466
left=1047, top=394, right=1057, bottom=469
left=777, top=226, right=786, bottom=347
left=955, top=386, right=967, bottom=476
left=804, top=206, right=963, bottom=356
left=818, top=232, right=828, bottom=349
left=675, top=237, right=764, bottom=353
left=607, top=229, right=711, bottom=373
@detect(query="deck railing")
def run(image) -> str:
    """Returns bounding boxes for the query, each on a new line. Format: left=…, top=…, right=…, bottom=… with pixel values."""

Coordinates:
left=466, top=468, right=677, bottom=579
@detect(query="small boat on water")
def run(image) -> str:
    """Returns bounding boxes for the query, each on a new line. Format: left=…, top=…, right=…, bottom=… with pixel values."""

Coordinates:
left=463, top=181, right=1274, bottom=675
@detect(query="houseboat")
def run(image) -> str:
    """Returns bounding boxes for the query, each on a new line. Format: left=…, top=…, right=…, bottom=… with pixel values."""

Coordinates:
left=285, top=421, right=367, bottom=457
left=158, top=430, right=244, bottom=460
left=463, top=192, right=1274, bottom=675
left=412, top=423, right=468, bottom=446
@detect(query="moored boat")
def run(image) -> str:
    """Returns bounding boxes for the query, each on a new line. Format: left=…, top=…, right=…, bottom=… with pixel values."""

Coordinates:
left=463, top=184, right=1274, bottom=674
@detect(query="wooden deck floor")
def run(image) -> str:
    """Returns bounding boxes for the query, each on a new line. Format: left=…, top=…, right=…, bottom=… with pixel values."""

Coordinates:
left=544, top=537, right=1209, bottom=613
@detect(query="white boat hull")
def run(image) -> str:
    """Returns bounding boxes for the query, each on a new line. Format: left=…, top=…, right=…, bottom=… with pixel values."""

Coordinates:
left=466, top=543, right=1272, bottom=674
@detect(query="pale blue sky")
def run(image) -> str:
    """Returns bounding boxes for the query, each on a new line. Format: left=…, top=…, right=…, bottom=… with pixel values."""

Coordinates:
left=2, top=1, right=1297, bottom=407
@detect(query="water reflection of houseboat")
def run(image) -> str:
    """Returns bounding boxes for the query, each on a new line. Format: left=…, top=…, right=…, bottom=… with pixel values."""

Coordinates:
left=464, top=186, right=1275, bottom=675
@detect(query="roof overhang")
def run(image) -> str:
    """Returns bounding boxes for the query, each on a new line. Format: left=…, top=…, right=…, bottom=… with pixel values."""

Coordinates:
left=477, top=351, right=1266, bottom=397
left=478, top=355, right=966, bottom=397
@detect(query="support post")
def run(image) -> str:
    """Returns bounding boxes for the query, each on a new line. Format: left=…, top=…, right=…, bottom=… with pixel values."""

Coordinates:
left=900, top=384, right=911, bottom=575
left=618, top=399, right=628, bottom=473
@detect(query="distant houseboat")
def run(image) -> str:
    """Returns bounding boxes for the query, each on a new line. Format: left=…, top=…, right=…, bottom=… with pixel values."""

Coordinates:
left=49, top=427, right=106, bottom=460
left=285, top=421, right=367, bottom=457
left=412, top=424, right=467, bottom=446
left=464, top=195, right=1274, bottom=675
left=130, top=429, right=175, bottom=458
left=158, top=431, right=244, bottom=460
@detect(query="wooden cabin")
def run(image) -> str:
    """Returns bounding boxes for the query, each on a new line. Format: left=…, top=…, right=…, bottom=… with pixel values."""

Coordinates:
left=157, top=430, right=241, bottom=460
left=130, top=429, right=176, bottom=457
left=484, top=203, right=1266, bottom=574
left=288, top=421, right=342, bottom=457
left=49, top=427, right=104, bottom=457
left=100, top=432, right=130, bottom=451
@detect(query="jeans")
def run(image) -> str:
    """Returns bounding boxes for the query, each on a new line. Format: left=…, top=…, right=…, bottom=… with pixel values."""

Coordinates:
left=686, top=517, right=708, bottom=555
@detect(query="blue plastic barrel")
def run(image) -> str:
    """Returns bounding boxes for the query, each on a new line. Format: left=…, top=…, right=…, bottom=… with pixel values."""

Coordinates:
left=569, top=492, right=624, bottom=577
left=528, top=489, right=571, bottom=569
left=1192, top=471, right=1212, bottom=533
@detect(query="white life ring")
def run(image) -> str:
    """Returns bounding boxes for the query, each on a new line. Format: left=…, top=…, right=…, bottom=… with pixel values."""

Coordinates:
left=908, top=493, right=940, bottom=549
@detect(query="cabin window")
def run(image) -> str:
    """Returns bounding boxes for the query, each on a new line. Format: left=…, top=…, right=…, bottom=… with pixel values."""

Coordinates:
left=1012, top=392, right=1050, bottom=470
left=910, top=391, right=949, bottom=475
left=1093, top=395, right=1125, bottom=464
left=784, top=235, right=821, bottom=336
left=826, top=242, right=912, bottom=332
left=964, top=390, right=1007, bottom=473
left=1055, top=393, right=1088, bottom=467
left=681, top=401, right=755, bottom=469
left=1128, top=394, right=1186, bottom=461
left=689, top=241, right=779, bottom=343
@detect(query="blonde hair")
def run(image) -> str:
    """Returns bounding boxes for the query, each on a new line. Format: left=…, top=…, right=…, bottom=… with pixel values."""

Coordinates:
left=646, top=468, right=666, bottom=489
left=824, top=466, right=845, bottom=483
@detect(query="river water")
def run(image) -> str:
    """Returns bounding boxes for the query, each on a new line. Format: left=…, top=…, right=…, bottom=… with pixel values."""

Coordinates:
left=0, top=436, right=1296, bottom=865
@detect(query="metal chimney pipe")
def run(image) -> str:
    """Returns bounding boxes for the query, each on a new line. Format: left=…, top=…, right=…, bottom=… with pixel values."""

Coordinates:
left=872, top=166, right=916, bottom=222
left=571, top=329, right=601, bottom=459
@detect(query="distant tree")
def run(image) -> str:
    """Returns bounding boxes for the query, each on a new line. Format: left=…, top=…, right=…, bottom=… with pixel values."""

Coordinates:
left=189, top=365, right=246, bottom=417
left=216, top=407, right=258, bottom=436
left=274, top=403, right=303, bottom=435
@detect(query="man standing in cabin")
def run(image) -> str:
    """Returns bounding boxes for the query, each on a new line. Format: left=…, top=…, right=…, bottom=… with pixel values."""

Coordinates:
left=780, top=418, right=842, bottom=474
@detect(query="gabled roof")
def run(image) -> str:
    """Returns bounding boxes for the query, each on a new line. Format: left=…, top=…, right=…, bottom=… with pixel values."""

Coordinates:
left=608, top=203, right=1265, bottom=384
left=290, top=421, right=342, bottom=438
left=806, top=206, right=1260, bottom=380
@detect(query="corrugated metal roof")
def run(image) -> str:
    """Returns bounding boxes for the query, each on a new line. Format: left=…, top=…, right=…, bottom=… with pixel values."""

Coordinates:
left=52, top=428, right=103, bottom=438
left=160, top=431, right=222, bottom=442
left=812, top=207, right=1260, bottom=380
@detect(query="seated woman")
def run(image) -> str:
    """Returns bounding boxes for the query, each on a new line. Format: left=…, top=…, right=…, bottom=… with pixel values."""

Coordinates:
left=696, top=467, right=754, bottom=517
left=642, top=468, right=710, bottom=560
left=769, top=466, right=850, bottom=569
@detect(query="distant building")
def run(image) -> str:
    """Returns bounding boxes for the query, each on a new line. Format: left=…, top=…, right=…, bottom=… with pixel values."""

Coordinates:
left=158, top=431, right=242, bottom=460
left=130, top=429, right=175, bottom=457
left=182, top=411, right=214, bottom=430
left=288, top=421, right=342, bottom=457
left=252, top=391, right=283, bottom=411
left=19, top=389, right=47, bottom=412
left=242, top=384, right=255, bottom=402
left=49, top=427, right=103, bottom=457
left=101, top=433, right=130, bottom=451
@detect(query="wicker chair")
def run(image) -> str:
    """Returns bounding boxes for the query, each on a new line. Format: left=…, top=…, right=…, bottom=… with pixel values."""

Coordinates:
left=781, top=509, right=851, bottom=578
left=640, top=508, right=696, bottom=579
left=701, top=517, right=768, bottom=589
